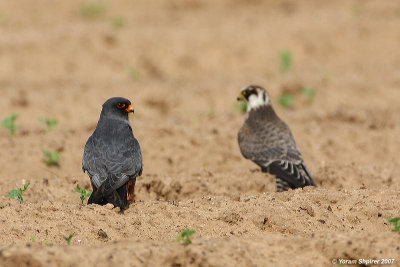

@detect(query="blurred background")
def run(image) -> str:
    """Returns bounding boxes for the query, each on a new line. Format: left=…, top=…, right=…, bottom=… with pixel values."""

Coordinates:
left=0, top=0, right=399, bottom=198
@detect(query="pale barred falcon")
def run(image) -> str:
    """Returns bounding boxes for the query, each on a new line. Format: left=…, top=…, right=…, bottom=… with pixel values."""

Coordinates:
left=237, top=85, right=317, bottom=192
left=82, top=97, right=142, bottom=209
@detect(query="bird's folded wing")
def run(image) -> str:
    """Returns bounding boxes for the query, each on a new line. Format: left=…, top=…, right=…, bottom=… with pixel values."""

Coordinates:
left=238, top=122, right=302, bottom=163
left=83, top=134, right=142, bottom=193
left=238, top=122, right=317, bottom=188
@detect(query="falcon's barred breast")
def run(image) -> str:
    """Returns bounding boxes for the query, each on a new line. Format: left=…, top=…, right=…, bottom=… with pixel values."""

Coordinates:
left=237, top=85, right=317, bottom=192
left=82, top=97, right=142, bottom=209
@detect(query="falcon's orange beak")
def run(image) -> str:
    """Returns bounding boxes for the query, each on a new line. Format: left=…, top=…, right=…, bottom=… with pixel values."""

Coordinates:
left=125, top=104, right=134, bottom=113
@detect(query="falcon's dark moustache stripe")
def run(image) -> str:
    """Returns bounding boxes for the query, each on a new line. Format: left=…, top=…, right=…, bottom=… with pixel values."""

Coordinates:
left=241, top=85, right=267, bottom=101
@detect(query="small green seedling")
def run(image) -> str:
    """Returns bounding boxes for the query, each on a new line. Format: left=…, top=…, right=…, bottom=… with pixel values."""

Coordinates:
left=278, top=93, right=294, bottom=109
left=128, top=67, right=140, bottom=81
left=7, top=182, right=30, bottom=203
left=0, top=12, right=8, bottom=26
left=111, top=16, right=126, bottom=29
left=80, top=1, right=106, bottom=19
left=74, top=187, right=92, bottom=204
left=351, top=3, right=362, bottom=17
left=202, top=163, right=207, bottom=171
left=43, top=150, right=60, bottom=166
left=39, top=117, right=58, bottom=130
left=301, top=87, right=316, bottom=104
left=207, top=107, right=216, bottom=119
left=387, top=217, right=400, bottom=232
left=1, top=113, right=18, bottom=136
left=64, top=234, right=74, bottom=245
left=177, top=229, right=196, bottom=245
left=280, top=50, right=292, bottom=73
left=234, top=102, right=247, bottom=114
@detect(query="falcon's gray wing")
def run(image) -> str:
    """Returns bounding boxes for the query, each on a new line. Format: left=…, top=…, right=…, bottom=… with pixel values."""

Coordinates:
left=238, top=111, right=316, bottom=189
left=238, top=118, right=301, bottom=164
left=83, top=122, right=142, bottom=195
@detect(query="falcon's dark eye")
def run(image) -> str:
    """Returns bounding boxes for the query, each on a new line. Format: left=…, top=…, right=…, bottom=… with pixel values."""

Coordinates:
left=116, top=103, right=126, bottom=109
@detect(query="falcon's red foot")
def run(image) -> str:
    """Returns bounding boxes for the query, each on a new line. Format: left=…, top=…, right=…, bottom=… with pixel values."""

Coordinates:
left=128, top=180, right=135, bottom=203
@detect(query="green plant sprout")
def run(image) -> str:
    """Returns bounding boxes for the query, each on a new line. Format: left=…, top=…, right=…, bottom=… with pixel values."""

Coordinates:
left=280, top=50, right=292, bottom=73
left=0, top=12, right=8, bottom=26
left=7, top=182, right=30, bottom=203
left=74, top=187, right=92, bottom=204
left=111, top=16, right=126, bottom=29
left=207, top=107, right=216, bottom=119
left=202, top=163, right=207, bottom=171
left=177, top=229, right=196, bottom=245
left=351, top=3, right=363, bottom=17
left=128, top=67, right=140, bottom=81
left=43, top=150, right=60, bottom=166
left=301, top=87, right=316, bottom=104
left=64, top=234, right=74, bottom=245
left=1, top=113, right=18, bottom=136
left=387, top=217, right=400, bottom=232
left=80, top=1, right=106, bottom=19
left=39, top=117, right=58, bottom=130
left=278, top=93, right=294, bottom=109
left=234, top=102, right=247, bottom=114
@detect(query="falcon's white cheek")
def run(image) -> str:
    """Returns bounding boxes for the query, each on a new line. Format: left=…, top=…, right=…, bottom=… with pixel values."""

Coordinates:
left=247, top=93, right=268, bottom=112
left=264, top=93, right=270, bottom=105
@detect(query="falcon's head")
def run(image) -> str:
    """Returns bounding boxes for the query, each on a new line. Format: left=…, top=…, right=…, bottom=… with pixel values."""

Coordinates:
left=237, top=85, right=270, bottom=112
left=101, top=97, right=134, bottom=118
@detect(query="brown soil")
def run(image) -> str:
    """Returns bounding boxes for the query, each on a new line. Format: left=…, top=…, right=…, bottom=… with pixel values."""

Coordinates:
left=0, top=0, right=399, bottom=266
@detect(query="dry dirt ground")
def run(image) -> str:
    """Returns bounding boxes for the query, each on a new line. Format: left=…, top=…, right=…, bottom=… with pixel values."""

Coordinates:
left=0, top=0, right=400, bottom=266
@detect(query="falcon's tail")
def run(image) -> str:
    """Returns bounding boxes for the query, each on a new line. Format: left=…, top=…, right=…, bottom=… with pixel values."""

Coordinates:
left=275, top=177, right=291, bottom=192
left=88, top=182, right=129, bottom=210
left=267, top=160, right=317, bottom=192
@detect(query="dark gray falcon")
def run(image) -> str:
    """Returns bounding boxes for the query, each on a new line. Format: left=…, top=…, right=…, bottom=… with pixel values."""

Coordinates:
left=237, top=85, right=317, bottom=192
left=82, top=97, right=142, bottom=209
